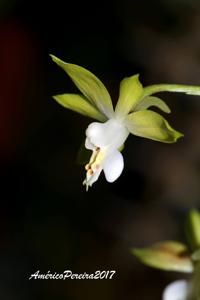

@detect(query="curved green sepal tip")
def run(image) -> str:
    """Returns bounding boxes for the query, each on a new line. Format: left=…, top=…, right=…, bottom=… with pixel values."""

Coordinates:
left=125, top=110, right=183, bottom=143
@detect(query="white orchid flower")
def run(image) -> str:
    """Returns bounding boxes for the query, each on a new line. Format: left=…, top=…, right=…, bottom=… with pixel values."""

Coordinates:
left=50, top=54, right=200, bottom=189
left=163, top=280, right=189, bottom=300
left=83, top=118, right=129, bottom=188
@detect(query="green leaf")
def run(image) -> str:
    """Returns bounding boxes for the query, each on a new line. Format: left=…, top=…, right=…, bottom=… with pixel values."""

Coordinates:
left=135, top=96, right=171, bottom=113
left=50, top=54, right=114, bottom=118
left=185, top=209, right=200, bottom=252
left=131, top=241, right=193, bottom=273
left=53, top=94, right=106, bottom=122
left=143, top=84, right=200, bottom=97
left=125, top=110, right=183, bottom=143
left=115, top=74, right=143, bottom=117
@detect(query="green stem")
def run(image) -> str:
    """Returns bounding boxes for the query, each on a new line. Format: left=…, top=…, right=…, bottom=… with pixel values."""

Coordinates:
left=187, top=263, right=200, bottom=300
left=143, top=84, right=200, bottom=98
left=186, top=209, right=200, bottom=252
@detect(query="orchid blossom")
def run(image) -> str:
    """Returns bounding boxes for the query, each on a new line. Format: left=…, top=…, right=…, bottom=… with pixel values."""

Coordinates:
left=132, top=210, right=200, bottom=300
left=50, top=54, right=200, bottom=189
left=132, top=240, right=193, bottom=300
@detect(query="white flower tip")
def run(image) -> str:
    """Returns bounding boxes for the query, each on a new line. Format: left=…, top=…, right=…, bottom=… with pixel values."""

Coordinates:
left=103, top=151, right=124, bottom=182
left=162, top=280, right=189, bottom=300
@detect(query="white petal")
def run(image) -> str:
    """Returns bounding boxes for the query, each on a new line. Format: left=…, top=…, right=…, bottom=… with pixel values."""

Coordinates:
left=85, top=137, right=95, bottom=150
left=86, top=119, right=129, bottom=149
left=162, top=280, right=189, bottom=300
left=103, top=151, right=124, bottom=182
left=86, top=122, right=103, bottom=146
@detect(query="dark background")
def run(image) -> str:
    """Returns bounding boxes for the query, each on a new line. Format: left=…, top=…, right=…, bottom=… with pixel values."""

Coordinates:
left=0, top=0, right=200, bottom=299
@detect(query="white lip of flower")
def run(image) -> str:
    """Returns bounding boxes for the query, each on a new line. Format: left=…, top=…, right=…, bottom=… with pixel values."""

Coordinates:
left=50, top=54, right=200, bottom=189
left=162, top=280, right=189, bottom=300
left=83, top=118, right=129, bottom=190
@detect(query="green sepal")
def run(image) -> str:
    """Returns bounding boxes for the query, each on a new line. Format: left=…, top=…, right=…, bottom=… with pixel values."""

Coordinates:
left=125, top=110, right=183, bottom=143
left=50, top=54, right=114, bottom=118
left=185, top=209, right=200, bottom=252
left=115, top=74, right=143, bottom=117
left=135, top=96, right=171, bottom=113
left=53, top=94, right=106, bottom=122
left=131, top=241, right=193, bottom=273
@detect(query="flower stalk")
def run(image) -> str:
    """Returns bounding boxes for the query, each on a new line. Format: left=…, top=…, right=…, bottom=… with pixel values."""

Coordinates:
left=187, top=264, right=200, bottom=300
left=143, top=84, right=200, bottom=98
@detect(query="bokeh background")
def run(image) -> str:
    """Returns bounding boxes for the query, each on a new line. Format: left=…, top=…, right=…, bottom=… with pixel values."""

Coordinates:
left=1, top=0, right=200, bottom=299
